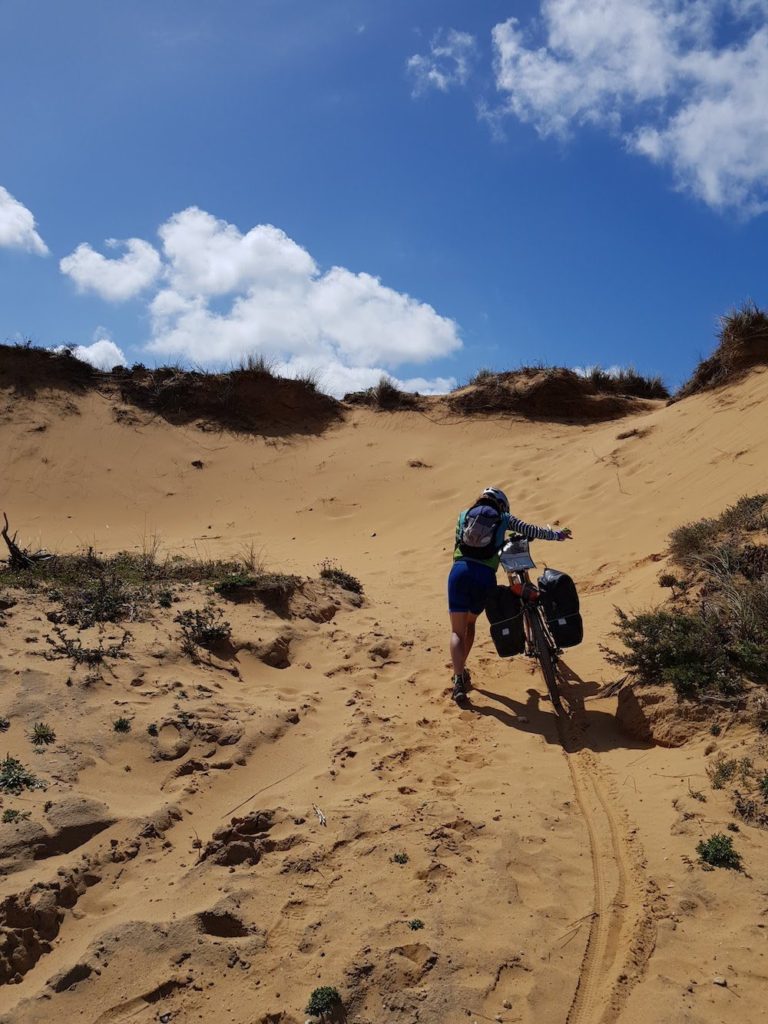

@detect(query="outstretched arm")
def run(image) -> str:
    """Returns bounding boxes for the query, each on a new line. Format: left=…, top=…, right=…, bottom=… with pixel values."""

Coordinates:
left=507, top=515, right=571, bottom=541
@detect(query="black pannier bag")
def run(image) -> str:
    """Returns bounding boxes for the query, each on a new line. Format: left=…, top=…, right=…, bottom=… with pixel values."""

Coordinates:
left=485, top=585, right=525, bottom=657
left=537, top=568, right=583, bottom=648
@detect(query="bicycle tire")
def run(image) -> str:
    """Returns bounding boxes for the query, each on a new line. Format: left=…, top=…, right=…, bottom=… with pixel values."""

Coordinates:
left=530, top=610, right=564, bottom=716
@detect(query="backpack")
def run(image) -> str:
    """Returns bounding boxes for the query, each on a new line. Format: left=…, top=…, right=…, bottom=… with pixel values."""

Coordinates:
left=458, top=504, right=502, bottom=560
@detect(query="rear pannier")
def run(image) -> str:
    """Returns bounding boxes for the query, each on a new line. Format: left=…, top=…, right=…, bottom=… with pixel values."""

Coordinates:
left=537, top=568, right=583, bottom=648
left=485, top=585, right=525, bottom=657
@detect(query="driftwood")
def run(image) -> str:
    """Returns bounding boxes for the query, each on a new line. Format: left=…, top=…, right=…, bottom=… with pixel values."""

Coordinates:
left=1, top=513, right=50, bottom=570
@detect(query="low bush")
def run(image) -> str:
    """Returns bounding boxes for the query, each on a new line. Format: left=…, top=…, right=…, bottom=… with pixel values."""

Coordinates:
left=2, top=809, right=31, bottom=824
left=113, top=717, right=131, bottom=733
left=696, top=832, right=742, bottom=869
left=305, top=986, right=342, bottom=1020
left=175, top=605, right=232, bottom=656
left=677, top=301, right=768, bottom=398
left=344, top=376, right=422, bottom=411
left=668, top=519, right=718, bottom=566
left=318, top=560, right=364, bottom=595
left=44, top=626, right=132, bottom=666
left=605, top=607, right=742, bottom=699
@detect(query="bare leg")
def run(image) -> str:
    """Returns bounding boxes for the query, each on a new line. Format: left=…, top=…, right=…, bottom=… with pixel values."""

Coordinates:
left=449, top=611, right=479, bottom=677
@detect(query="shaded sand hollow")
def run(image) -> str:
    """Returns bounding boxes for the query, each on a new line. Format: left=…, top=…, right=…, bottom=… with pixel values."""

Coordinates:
left=0, top=365, right=767, bottom=1023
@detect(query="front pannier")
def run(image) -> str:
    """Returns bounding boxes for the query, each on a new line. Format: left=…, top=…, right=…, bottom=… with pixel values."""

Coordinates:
left=485, top=585, right=525, bottom=657
left=537, top=568, right=583, bottom=648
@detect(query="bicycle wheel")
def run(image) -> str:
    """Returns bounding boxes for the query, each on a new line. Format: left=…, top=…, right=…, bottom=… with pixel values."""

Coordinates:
left=529, top=611, right=564, bottom=716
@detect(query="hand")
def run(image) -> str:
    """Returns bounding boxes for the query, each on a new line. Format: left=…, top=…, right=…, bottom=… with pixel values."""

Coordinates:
left=556, top=527, right=573, bottom=541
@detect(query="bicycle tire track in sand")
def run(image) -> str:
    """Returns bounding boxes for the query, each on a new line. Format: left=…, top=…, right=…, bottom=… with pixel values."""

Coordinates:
left=561, top=730, right=658, bottom=1024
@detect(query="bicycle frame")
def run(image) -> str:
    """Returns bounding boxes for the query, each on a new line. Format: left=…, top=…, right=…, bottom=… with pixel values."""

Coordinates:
left=500, top=536, right=565, bottom=714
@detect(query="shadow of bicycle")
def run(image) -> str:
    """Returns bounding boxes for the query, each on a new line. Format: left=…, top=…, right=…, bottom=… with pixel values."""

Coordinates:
left=468, top=658, right=652, bottom=753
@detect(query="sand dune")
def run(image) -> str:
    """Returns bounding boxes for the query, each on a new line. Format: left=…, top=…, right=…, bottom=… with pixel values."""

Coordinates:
left=0, top=365, right=767, bottom=1023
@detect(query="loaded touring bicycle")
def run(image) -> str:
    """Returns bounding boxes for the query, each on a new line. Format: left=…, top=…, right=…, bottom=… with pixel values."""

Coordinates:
left=485, top=535, right=583, bottom=716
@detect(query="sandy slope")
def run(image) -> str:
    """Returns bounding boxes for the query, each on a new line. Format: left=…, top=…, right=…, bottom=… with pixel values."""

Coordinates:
left=0, top=368, right=767, bottom=1023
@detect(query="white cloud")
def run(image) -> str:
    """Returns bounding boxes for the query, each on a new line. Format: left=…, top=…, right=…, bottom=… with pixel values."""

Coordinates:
left=407, top=29, right=478, bottom=95
left=275, top=355, right=456, bottom=398
left=0, top=185, right=48, bottom=255
left=490, top=1, right=768, bottom=213
left=145, top=206, right=460, bottom=382
left=53, top=338, right=128, bottom=371
left=64, top=206, right=462, bottom=395
left=60, top=238, right=162, bottom=301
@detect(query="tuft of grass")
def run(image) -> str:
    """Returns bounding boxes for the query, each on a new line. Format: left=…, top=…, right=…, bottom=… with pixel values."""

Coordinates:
left=710, top=722, right=722, bottom=737
left=31, top=722, right=56, bottom=746
left=0, top=717, right=10, bottom=732
left=696, top=832, right=742, bottom=869
left=147, top=722, right=159, bottom=737
left=305, top=985, right=342, bottom=1019
left=318, top=559, right=364, bottom=596
left=0, top=755, right=46, bottom=794
left=708, top=755, right=737, bottom=790
left=677, top=301, right=768, bottom=398
left=2, top=808, right=31, bottom=824
left=408, top=918, right=424, bottom=930
left=344, top=376, right=422, bottom=411
left=113, top=717, right=132, bottom=733
left=668, top=519, right=718, bottom=566
left=582, top=365, right=669, bottom=399
left=392, top=851, right=409, bottom=865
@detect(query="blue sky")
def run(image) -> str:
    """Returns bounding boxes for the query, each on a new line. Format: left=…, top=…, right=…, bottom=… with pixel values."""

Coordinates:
left=1, top=0, right=767, bottom=394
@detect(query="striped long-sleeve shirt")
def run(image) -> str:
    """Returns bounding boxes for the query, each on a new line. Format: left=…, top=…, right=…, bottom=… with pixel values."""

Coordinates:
left=454, top=509, right=561, bottom=570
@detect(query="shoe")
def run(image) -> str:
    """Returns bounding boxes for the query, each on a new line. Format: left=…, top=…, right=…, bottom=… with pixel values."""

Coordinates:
left=462, top=667, right=473, bottom=691
left=452, top=674, right=467, bottom=704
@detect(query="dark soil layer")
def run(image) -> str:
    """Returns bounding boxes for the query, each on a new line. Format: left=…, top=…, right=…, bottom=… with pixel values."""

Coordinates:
left=0, top=345, right=342, bottom=437
left=447, top=367, right=653, bottom=422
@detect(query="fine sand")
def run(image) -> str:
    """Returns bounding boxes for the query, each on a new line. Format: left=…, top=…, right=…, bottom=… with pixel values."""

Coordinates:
left=0, top=367, right=767, bottom=1023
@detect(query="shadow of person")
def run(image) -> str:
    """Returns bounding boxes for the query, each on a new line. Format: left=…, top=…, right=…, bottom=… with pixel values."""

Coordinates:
left=467, top=686, right=562, bottom=746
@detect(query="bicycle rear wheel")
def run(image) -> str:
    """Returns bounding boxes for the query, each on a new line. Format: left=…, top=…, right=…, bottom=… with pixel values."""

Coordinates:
left=530, top=611, right=564, bottom=716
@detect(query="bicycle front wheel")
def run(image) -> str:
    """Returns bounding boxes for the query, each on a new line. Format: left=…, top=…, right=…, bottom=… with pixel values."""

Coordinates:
left=530, top=611, right=564, bottom=716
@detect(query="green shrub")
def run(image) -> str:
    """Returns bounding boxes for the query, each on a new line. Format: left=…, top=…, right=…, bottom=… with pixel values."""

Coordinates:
left=392, top=851, right=409, bottom=865
left=696, top=832, right=742, bottom=869
left=113, top=717, right=131, bottom=733
left=44, top=626, right=132, bottom=666
left=605, top=607, right=740, bottom=698
left=0, top=756, right=46, bottom=794
left=708, top=755, right=737, bottom=789
left=668, top=519, right=717, bottom=565
left=147, top=722, right=158, bottom=737
left=305, top=985, right=342, bottom=1019
left=719, top=493, right=768, bottom=533
left=759, top=775, right=768, bottom=801
left=318, top=560, right=364, bottom=595
left=408, top=918, right=424, bottom=930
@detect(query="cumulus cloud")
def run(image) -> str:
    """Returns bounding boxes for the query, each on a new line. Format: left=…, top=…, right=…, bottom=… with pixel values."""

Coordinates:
left=407, top=29, right=478, bottom=95
left=60, top=238, right=162, bottom=300
left=0, top=185, right=48, bottom=255
left=490, top=1, right=768, bottom=213
left=276, top=356, right=456, bottom=398
left=53, top=338, right=128, bottom=371
left=63, top=206, right=461, bottom=397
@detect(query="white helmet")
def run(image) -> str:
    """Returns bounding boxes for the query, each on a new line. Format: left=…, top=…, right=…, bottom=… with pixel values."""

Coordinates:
left=482, top=487, right=509, bottom=513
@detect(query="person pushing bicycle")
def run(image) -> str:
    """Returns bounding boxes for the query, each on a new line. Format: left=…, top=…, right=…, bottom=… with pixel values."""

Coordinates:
left=447, top=486, right=572, bottom=705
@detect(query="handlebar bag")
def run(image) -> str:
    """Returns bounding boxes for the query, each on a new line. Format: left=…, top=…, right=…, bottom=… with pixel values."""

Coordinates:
left=485, top=585, right=525, bottom=657
left=538, top=568, right=583, bottom=648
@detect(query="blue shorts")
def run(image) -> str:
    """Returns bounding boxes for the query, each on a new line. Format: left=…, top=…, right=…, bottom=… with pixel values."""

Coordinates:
left=448, top=559, right=497, bottom=615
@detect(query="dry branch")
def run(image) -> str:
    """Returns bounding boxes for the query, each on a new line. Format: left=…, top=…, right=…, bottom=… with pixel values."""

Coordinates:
left=1, top=512, right=50, bottom=570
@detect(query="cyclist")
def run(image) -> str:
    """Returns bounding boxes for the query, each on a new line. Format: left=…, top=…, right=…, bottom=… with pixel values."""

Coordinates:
left=448, top=486, right=571, bottom=704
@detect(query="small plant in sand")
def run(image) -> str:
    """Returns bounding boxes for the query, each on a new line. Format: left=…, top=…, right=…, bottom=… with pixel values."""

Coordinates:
left=0, top=755, right=46, bottom=795
left=157, top=589, right=173, bottom=608
left=708, top=755, right=737, bottom=790
left=318, top=559, right=364, bottom=595
left=408, top=918, right=424, bottom=930
left=31, top=722, right=56, bottom=746
left=113, top=717, right=132, bottom=734
left=392, top=851, right=409, bottom=865
left=44, top=626, right=133, bottom=666
left=174, top=604, right=232, bottom=657
left=709, top=723, right=722, bottom=737
left=305, top=985, right=342, bottom=1020
left=697, top=832, right=742, bottom=870
left=657, top=572, right=680, bottom=594
left=147, top=722, right=159, bottom=737
left=2, top=808, right=31, bottom=824
left=0, top=717, right=10, bottom=732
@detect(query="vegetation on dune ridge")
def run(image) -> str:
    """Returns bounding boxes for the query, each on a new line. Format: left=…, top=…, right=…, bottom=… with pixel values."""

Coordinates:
left=0, top=341, right=341, bottom=437
left=607, top=493, right=768, bottom=701
left=676, top=300, right=768, bottom=399
left=343, top=376, right=423, bottom=411
left=465, top=364, right=669, bottom=400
